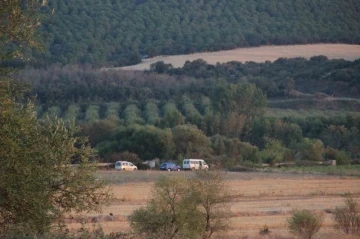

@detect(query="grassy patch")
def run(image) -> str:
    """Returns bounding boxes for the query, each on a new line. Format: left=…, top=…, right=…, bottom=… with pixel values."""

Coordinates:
left=265, top=108, right=360, bottom=119
left=263, top=165, right=360, bottom=177
left=96, top=170, right=196, bottom=184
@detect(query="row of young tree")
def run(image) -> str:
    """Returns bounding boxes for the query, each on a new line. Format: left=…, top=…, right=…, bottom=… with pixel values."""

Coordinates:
left=19, top=57, right=360, bottom=109
left=150, top=56, right=360, bottom=98
left=7, top=0, right=360, bottom=66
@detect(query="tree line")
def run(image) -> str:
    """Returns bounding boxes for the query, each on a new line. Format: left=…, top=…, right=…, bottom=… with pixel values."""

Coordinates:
left=19, top=57, right=360, bottom=108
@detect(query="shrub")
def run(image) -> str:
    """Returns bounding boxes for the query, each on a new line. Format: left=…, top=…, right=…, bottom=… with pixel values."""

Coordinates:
left=333, top=197, right=360, bottom=235
left=287, top=210, right=324, bottom=239
left=129, top=171, right=231, bottom=239
left=259, top=225, right=271, bottom=236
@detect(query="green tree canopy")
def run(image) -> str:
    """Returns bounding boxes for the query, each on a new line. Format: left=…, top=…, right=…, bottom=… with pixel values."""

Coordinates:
left=0, top=88, right=111, bottom=235
left=172, top=124, right=211, bottom=159
left=0, top=1, right=111, bottom=236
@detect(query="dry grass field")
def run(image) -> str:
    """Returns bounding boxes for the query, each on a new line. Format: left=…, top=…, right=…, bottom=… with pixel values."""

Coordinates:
left=113, top=44, right=360, bottom=71
left=67, top=171, right=360, bottom=239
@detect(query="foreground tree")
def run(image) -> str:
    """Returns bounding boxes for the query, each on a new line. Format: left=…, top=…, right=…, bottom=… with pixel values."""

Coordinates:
left=193, top=171, right=231, bottom=239
left=0, top=1, right=111, bottom=236
left=129, top=171, right=231, bottom=239
left=0, top=0, right=41, bottom=74
left=0, top=88, right=112, bottom=236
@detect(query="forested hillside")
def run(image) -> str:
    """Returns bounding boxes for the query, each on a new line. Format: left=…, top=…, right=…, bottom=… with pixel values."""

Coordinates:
left=18, top=57, right=360, bottom=166
left=28, top=0, right=360, bottom=66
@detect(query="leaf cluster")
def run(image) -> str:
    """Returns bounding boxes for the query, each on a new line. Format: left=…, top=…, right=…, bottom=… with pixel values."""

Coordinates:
left=0, top=84, right=112, bottom=236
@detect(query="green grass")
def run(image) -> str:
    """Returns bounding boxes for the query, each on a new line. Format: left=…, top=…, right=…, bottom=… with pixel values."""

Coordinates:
left=265, top=108, right=360, bottom=119
left=264, top=165, right=360, bottom=177
left=96, top=170, right=194, bottom=184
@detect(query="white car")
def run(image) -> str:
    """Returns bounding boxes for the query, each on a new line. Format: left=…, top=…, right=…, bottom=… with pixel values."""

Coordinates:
left=182, top=159, right=209, bottom=170
left=115, top=161, right=137, bottom=171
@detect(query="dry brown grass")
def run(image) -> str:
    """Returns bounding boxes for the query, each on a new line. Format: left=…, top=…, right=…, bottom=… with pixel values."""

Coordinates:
left=110, top=44, right=360, bottom=71
left=68, top=171, right=360, bottom=238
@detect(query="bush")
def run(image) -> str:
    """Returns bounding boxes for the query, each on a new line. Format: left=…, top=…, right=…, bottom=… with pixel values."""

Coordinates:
left=259, top=225, right=271, bottom=236
left=325, top=147, right=351, bottom=165
left=129, top=171, right=231, bottom=239
left=287, top=210, right=324, bottom=239
left=333, top=197, right=360, bottom=235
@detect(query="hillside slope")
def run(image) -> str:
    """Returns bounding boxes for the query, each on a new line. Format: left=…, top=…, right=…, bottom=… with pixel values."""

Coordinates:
left=34, top=0, right=360, bottom=66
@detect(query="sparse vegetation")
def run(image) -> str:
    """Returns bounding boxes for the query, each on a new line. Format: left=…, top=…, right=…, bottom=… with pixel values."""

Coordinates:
left=259, top=225, right=271, bottom=236
left=333, top=197, right=360, bottom=236
left=129, top=171, right=231, bottom=239
left=268, top=165, right=360, bottom=177
left=287, top=210, right=324, bottom=239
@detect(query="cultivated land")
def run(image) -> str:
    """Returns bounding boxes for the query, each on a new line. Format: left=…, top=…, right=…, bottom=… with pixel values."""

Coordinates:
left=67, top=171, right=360, bottom=239
left=115, top=44, right=360, bottom=71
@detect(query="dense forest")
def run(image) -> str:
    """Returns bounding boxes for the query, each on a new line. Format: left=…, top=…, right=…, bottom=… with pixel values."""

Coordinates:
left=18, top=57, right=360, bottom=167
left=14, top=0, right=360, bottom=66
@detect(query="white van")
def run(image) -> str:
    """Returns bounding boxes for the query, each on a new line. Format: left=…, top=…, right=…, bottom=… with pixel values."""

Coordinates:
left=115, top=161, right=137, bottom=171
left=182, top=159, right=209, bottom=170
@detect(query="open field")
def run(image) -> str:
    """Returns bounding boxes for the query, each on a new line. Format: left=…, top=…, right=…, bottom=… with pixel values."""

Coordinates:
left=112, top=44, right=360, bottom=71
left=67, top=171, right=360, bottom=238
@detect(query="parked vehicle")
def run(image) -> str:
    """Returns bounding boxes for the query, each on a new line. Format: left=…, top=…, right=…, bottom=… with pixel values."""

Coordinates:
left=160, top=162, right=181, bottom=171
left=115, top=161, right=137, bottom=171
left=182, top=159, right=209, bottom=170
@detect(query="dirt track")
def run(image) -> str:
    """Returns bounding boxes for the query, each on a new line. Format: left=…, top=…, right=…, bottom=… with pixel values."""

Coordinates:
left=112, top=44, right=360, bottom=71
left=67, top=172, right=360, bottom=238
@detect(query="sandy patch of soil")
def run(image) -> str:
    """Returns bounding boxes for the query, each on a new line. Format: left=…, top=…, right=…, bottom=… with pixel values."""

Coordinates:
left=111, top=44, right=360, bottom=71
